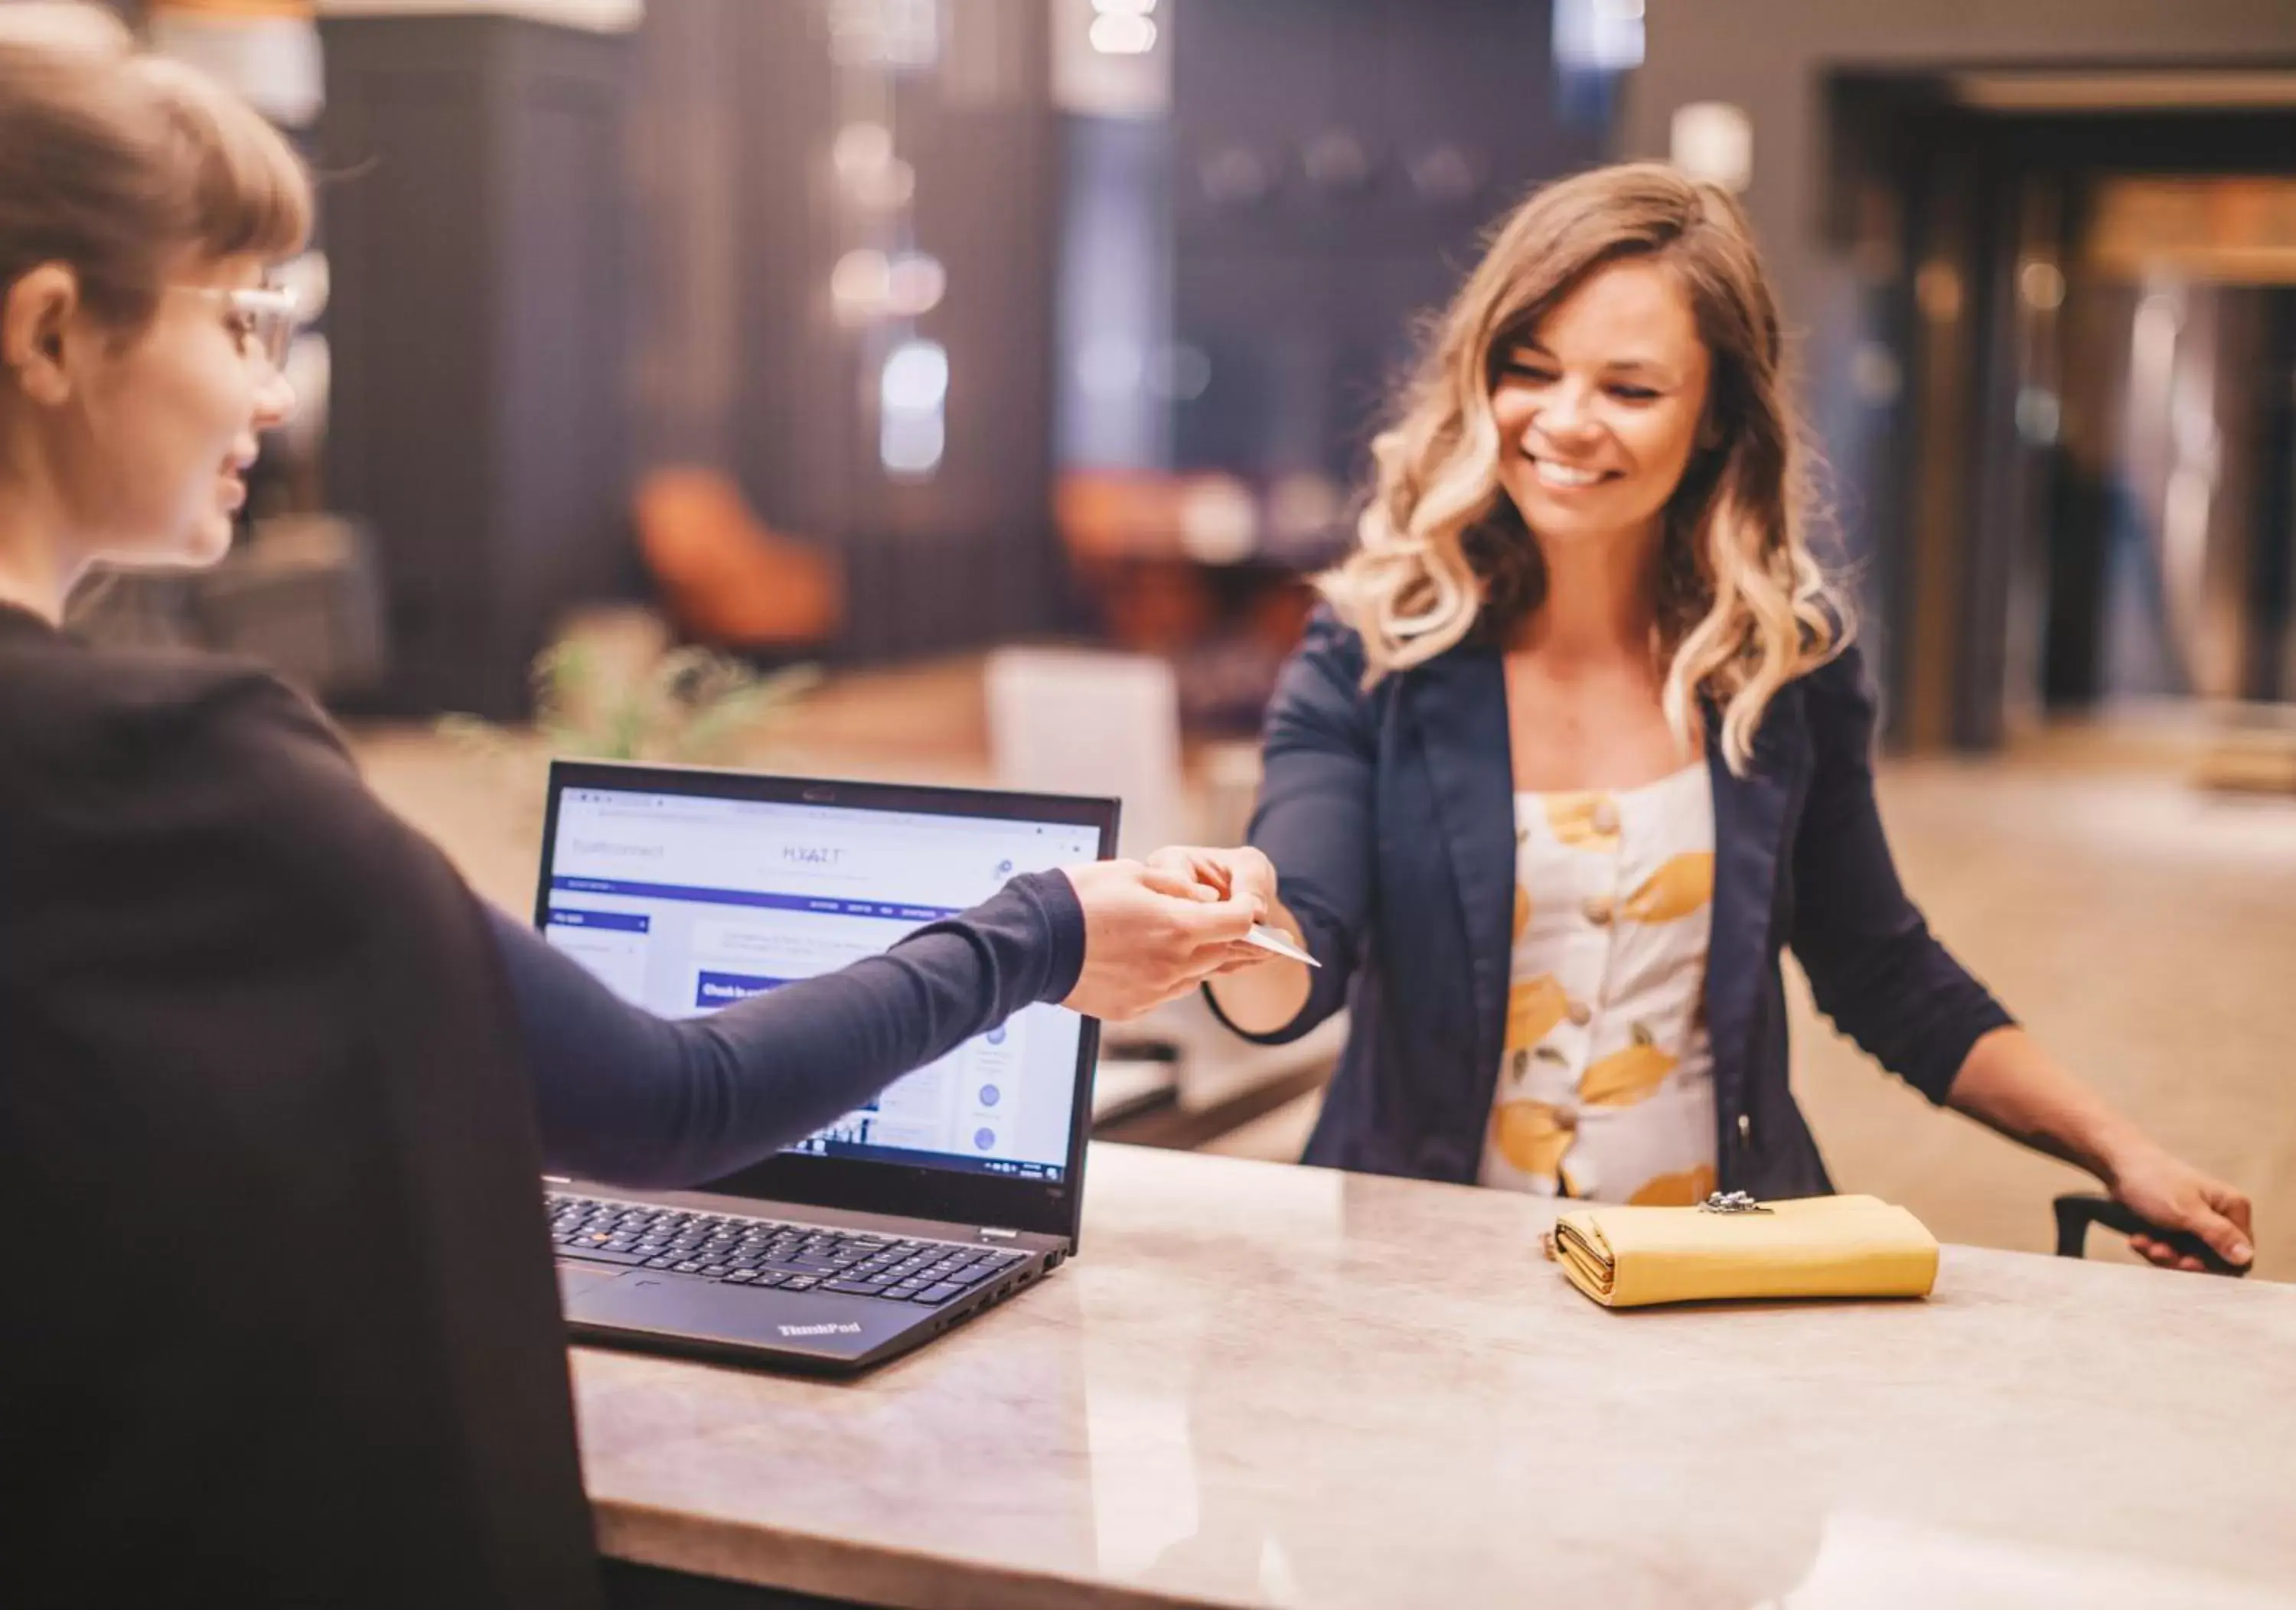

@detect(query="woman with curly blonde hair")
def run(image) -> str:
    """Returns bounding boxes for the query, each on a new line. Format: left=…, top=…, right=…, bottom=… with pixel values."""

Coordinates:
left=1172, top=162, right=2251, bottom=1270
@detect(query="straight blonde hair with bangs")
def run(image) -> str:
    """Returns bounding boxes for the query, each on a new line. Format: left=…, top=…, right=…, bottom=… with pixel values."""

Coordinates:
left=1319, top=162, right=1845, bottom=774
left=0, top=1, right=311, bottom=335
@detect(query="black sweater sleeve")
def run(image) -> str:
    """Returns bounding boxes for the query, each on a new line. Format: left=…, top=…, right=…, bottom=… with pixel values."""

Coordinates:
left=492, top=871, right=1088, bottom=1188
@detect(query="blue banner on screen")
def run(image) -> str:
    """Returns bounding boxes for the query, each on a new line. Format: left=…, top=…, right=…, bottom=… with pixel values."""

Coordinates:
left=541, top=787, right=1103, bottom=1182
left=693, top=970, right=788, bottom=1008
left=553, top=875, right=957, bottom=924
left=546, top=908, right=651, bottom=934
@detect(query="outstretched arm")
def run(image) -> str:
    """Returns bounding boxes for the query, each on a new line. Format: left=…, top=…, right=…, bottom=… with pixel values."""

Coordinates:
left=499, top=862, right=1266, bottom=1188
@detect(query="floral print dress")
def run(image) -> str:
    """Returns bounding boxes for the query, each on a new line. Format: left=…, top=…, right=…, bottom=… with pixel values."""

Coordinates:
left=1478, top=763, right=1719, bottom=1204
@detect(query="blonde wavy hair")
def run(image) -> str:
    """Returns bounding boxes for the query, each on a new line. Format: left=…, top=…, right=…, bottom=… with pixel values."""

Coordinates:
left=1319, top=161, right=1846, bottom=774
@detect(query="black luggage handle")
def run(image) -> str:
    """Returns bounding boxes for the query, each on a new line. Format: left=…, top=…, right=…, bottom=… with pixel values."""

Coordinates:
left=2052, top=1193, right=2249, bottom=1277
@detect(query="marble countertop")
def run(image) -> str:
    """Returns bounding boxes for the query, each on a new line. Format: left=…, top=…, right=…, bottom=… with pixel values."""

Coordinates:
left=572, top=1145, right=2296, bottom=1609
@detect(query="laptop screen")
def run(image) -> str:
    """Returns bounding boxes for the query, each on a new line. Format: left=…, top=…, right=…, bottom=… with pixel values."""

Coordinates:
left=543, top=781, right=1104, bottom=1185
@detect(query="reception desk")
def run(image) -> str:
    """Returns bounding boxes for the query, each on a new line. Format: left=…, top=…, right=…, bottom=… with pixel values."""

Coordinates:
left=574, top=1145, right=2296, bottom=1608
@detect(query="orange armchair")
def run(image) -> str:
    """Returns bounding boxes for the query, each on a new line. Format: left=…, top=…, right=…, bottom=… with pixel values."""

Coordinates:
left=633, top=468, right=845, bottom=654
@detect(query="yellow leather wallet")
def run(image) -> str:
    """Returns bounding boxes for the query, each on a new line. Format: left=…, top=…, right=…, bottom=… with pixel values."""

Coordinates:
left=1548, top=1192, right=1939, bottom=1309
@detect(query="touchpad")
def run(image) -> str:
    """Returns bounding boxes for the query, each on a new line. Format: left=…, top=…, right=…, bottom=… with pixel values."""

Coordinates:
left=555, top=1263, right=631, bottom=1307
left=572, top=1274, right=895, bottom=1350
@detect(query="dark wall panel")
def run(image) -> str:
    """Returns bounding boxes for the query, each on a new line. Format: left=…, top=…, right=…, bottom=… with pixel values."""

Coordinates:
left=321, top=18, right=630, bottom=719
left=634, top=0, right=1061, bottom=663
left=1171, top=0, right=1593, bottom=492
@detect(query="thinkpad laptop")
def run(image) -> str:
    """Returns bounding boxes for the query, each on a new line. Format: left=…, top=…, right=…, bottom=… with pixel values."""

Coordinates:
left=533, top=760, right=1116, bottom=1373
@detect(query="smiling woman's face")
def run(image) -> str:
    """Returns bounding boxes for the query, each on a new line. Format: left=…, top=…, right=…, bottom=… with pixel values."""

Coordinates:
left=1489, top=256, right=1711, bottom=555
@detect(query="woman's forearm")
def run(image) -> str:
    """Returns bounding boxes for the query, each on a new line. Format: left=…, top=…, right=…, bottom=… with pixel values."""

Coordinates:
left=492, top=876, right=1084, bottom=1188
left=1203, top=894, right=1315, bottom=1035
left=1944, top=1025, right=2151, bottom=1185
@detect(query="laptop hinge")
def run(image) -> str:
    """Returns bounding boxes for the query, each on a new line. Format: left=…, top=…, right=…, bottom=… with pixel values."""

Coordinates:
left=978, top=1226, right=1021, bottom=1240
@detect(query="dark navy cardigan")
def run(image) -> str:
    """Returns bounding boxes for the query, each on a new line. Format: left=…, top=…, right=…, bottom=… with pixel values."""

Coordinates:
left=1212, top=608, right=2014, bottom=1198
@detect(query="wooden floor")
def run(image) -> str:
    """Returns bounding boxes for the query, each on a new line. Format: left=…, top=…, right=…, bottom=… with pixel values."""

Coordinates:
left=351, top=657, right=2296, bottom=1281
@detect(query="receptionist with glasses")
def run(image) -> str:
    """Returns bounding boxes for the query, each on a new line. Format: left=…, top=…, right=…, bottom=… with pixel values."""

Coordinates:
left=0, top=8, right=1270, bottom=1604
left=203, top=279, right=300, bottom=369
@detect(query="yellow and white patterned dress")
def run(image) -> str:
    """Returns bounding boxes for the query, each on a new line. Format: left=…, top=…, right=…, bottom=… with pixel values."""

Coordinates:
left=1479, top=763, right=1719, bottom=1204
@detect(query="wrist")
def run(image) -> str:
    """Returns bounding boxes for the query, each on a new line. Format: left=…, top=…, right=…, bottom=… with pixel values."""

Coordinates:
left=2092, top=1124, right=2161, bottom=1191
left=1019, top=869, right=1089, bottom=1005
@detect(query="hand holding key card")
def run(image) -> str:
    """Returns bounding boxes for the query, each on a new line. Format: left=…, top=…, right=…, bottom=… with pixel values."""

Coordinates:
left=1142, top=846, right=1317, bottom=968
left=1060, top=859, right=1269, bottom=1021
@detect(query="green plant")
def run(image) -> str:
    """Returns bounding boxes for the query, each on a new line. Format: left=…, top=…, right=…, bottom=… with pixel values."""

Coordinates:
left=439, top=640, right=820, bottom=766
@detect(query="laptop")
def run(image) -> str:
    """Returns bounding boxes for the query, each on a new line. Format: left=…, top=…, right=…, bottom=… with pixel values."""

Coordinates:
left=532, top=759, right=1117, bottom=1373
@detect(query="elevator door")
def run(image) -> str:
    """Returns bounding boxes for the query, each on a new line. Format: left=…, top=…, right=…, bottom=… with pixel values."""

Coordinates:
left=2044, top=178, right=2296, bottom=712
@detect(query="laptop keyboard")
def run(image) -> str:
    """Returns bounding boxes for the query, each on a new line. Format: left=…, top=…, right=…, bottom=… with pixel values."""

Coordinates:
left=547, top=1191, right=1027, bottom=1306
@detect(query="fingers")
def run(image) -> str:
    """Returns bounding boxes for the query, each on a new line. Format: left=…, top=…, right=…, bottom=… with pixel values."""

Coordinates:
left=1195, top=944, right=1273, bottom=983
left=1213, top=847, right=1278, bottom=911
left=1084, top=938, right=1271, bottom=1022
left=1070, top=856, right=1281, bottom=1021
left=1145, top=845, right=1277, bottom=909
left=2134, top=1205, right=2252, bottom=1271
left=1231, top=845, right=1277, bottom=887
left=1139, top=864, right=1219, bottom=903
left=2206, top=1181, right=2255, bottom=1241
left=1176, top=891, right=1262, bottom=941
left=1200, top=939, right=1270, bottom=973
left=2151, top=1178, right=2255, bottom=1267
left=1187, top=853, right=1234, bottom=899
left=2132, top=1238, right=2205, bottom=1274
left=1166, top=940, right=1271, bottom=995
left=1144, top=846, right=1229, bottom=896
left=2128, top=1234, right=2183, bottom=1270
left=2189, top=1202, right=2254, bottom=1269
left=1143, top=848, right=1208, bottom=890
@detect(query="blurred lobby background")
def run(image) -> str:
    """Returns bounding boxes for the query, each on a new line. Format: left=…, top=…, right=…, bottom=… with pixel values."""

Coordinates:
left=67, top=0, right=2296, bottom=1276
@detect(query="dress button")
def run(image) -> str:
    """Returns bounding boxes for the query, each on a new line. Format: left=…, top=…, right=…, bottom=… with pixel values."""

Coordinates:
left=1583, top=894, right=1613, bottom=926
left=1567, top=1001, right=1592, bottom=1028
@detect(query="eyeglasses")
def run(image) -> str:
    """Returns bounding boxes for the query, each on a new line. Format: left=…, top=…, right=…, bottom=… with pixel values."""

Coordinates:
left=174, top=284, right=303, bottom=371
